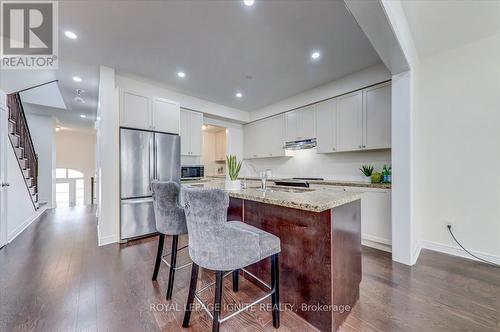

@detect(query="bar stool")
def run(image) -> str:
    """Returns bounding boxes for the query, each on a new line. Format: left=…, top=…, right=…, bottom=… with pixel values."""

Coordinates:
left=181, top=187, right=281, bottom=332
left=151, top=181, right=190, bottom=300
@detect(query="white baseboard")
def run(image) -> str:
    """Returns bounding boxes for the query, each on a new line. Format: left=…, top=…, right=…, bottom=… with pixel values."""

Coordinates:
left=7, top=206, right=47, bottom=243
left=97, top=224, right=118, bottom=246
left=420, top=240, right=500, bottom=265
left=411, top=241, right=422, bottom=265
left=98, top=235, right=117, bottom=246
left=362, top=234, right=392, bottom=252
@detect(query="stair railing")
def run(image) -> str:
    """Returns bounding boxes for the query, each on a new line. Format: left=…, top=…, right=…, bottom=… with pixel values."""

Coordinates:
left=7, top=93, right=38, bottom=196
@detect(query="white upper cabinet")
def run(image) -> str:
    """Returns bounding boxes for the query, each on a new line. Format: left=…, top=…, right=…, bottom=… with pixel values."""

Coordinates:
left=180, top=109, right=203, bottom=156
left=337, top=91, right=363, bottom=151
left=121, top=91, right=150, bottom=130
left=285, top=106, right=315, bottom=142
left=285, top=110, right=299, bottom=142
left=190, top=111, right=203, bottom=156
left=301, top=106, right=316, bottom=140
left=363, top=82, right=391, bottom=149
left=263, top=114, right=285, bottom=157
left=243, top=114, right=285, bottom=159
left=315, top=99, right=337, bottom=153
left=243, top=122, right=257, bottom=159
left=152, top=98, right=180, bottom=134
left=120, top=90, right=180, bottom=133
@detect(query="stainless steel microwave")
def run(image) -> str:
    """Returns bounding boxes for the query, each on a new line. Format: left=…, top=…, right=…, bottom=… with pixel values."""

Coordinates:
left=181, top=165, right=204, bottom=179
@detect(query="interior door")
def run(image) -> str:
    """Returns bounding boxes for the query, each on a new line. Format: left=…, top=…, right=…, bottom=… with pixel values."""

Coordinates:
left=120, top=128, right=153, bottom=199
left=0, top=97, right=7, bottom=248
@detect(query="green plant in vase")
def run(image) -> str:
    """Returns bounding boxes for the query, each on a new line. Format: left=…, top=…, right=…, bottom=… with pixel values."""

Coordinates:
left=360, top=165, right=374, bottom=183
left=226, top=155, right=242, bottom=190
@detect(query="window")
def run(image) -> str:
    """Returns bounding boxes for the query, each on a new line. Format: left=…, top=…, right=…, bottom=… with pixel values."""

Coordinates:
left=55, top=168, right=85, bottom=207
left=56, top=183, right=70, bottom=207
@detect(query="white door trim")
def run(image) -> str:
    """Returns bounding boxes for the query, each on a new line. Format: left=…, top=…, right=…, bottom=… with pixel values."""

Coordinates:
left=0, top=91, right=8, bottom=248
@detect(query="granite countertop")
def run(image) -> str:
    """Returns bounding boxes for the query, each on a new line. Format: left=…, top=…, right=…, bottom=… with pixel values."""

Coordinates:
left=240, top=177, right=391, bottom=190
left=182, top=180, right=362, bottom=213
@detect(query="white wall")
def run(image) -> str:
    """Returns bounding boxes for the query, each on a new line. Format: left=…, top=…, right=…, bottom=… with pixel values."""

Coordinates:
left=414, top=34, right=500, bottom=261
left=96, top=66, right=120, bottom=246
left=24, top=112, right=56, bottom=208
left=1, top=91, right=46, bottom=245
left=383, top=0, right=500, bottom=263
left=250, top=63, right=391, bottom=121
left=56, top=130, right=96, bottom=205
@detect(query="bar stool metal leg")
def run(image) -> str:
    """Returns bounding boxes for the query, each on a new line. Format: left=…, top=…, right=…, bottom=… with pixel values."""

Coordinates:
left=213, top=271, right=224, bottom=332
left=271, top=253, right=280, bottom=328
left=152, top=234, right=165, bottom=281
left=166, top=235, right=179, bottom=300
left=232, top=269, right=239, bottom=292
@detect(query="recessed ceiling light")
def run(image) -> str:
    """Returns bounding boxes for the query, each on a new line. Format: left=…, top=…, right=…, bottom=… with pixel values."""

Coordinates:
left=80, top=114, right=87, bottom=118
left=311, top=51, right=321, bottom=60
left=55, top=127, right=60, bottom=132
left=235, top=92, right=243, bottom=98
left=244, top=0, right=255, bottom=6
left=202, top=125, right=207, bottom=130
left=64, top=30, right=77, bottom=39
left=177, top=71, right=186, bottom=78
left=73, top=76, right=82, bottom=82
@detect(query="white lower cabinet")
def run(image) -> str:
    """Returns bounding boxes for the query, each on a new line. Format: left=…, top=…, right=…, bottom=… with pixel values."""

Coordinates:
left=344, top=186, right=392, bottom=250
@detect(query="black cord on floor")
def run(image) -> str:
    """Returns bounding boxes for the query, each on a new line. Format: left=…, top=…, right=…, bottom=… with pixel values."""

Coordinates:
left=447, top=225, right=500, bottom=268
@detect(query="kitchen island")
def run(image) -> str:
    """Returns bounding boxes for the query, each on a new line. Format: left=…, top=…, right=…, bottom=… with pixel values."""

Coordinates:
left=184, top=181, right=362, bottom=331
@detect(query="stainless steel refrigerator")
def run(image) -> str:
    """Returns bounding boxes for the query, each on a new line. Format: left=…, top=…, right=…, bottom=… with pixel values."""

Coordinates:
left=120, top=128, right=180, bottom=241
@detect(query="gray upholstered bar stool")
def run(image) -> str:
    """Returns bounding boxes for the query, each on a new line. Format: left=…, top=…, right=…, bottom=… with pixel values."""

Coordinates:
left=181, top=187, right=281, bottom=332
left=151, top=180, right=190, bottom=300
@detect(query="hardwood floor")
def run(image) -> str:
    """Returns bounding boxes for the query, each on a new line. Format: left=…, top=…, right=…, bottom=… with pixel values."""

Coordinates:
left=1, top=206, right=499, bottom=332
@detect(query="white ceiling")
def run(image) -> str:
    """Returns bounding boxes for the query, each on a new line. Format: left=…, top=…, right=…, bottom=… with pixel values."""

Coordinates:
left=401, top=0, right=500, bottom=59
left=2, top=0, right=382, bottom=130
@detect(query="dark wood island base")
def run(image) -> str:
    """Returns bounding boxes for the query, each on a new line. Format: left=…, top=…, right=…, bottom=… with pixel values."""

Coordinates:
left=228, top=198, right=362, bottom=332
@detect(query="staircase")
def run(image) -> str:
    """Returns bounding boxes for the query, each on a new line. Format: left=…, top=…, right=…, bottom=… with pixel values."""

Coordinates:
left=7, top=93, right=39, bottom=210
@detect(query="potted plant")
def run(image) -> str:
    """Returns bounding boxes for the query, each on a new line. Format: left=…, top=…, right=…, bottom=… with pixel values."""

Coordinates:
left=226, top=155, right=242, bottom=190
left=359, top=165, right=374, bottom=183
left=382, top=165, right=392, bottom=183
left=371, top=171, right=383, bottom=184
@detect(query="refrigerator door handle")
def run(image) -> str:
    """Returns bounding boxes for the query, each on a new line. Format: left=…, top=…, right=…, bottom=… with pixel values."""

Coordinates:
left=149, top=134, right=154, bottom=190
left=122, top=197, right=153, bottom=204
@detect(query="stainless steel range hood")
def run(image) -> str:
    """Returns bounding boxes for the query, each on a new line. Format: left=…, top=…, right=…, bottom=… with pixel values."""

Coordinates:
left=283, top=138, right=317, bottom=150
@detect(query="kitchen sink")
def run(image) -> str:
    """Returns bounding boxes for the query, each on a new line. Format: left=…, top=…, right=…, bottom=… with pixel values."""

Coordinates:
left=259, top=186, right=315, bottom=193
